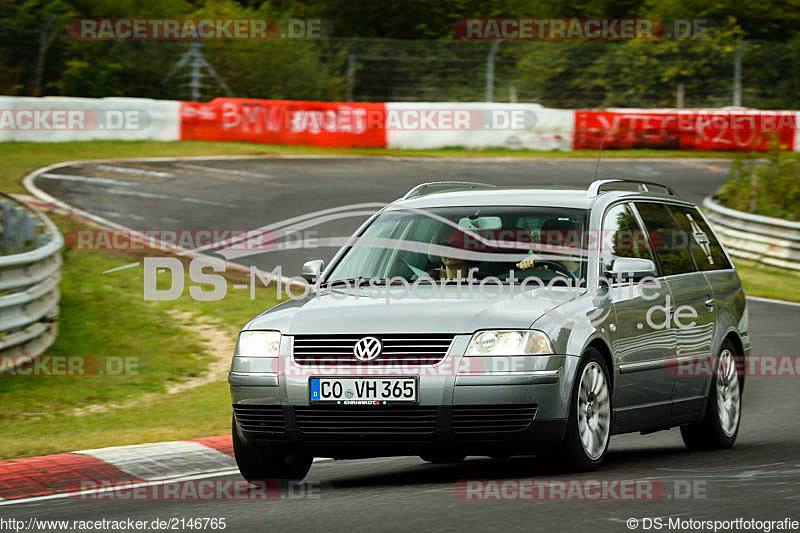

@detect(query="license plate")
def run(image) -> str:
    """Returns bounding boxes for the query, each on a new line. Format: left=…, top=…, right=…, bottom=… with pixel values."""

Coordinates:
left=310, top=377, right=417, bottom=405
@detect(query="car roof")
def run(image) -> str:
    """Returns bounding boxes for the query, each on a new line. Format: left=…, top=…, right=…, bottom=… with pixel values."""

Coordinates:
left=389, top=183, right=693, bottom=211
left=391, top=187, right=596, bottom=209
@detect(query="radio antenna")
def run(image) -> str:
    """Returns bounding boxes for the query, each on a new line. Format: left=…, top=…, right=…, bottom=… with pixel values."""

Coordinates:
left=593, top=132, right=606, bottom=180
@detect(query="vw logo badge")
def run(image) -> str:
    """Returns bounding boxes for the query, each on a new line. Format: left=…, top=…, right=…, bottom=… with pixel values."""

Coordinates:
left=353, top=336, right=382, bottom=361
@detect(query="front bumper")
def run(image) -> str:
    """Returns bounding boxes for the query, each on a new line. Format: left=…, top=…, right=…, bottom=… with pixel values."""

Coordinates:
left=229, top=335, right=579, bottom=458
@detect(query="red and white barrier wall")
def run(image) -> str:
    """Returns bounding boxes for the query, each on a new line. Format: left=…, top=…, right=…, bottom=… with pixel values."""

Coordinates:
left=574, top=109, right=800, bottom=152
left=383, top=102, right=574, bottom=151
left=2, top=96, right=799, bottom=152
left=180, top=98, right=386, bottom=148
left=0, top=96, right=180, bottom=142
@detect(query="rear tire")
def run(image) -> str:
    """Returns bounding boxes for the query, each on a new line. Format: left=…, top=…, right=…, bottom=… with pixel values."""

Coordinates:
left=232, top=417, right=313, bottom=483
left=554, top=348, right=612, bottom=471
left=680, top=340, right=742, bottom=451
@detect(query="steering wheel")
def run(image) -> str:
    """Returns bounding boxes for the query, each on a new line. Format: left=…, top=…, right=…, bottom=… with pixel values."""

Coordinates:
left=524, top=260, right=576, bottom=279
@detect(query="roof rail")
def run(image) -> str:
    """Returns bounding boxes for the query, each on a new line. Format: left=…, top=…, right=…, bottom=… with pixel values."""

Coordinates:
left=401, top=181, right=496, bottom=200
left=587, top=179, right=678, bottom=198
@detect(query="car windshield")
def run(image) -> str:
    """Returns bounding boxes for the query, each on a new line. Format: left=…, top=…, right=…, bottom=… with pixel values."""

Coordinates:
left=327, top=206, right=589, bottom=284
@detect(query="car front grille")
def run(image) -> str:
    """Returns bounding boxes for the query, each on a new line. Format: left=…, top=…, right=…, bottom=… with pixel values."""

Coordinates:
left=234, top=404, right=538, bottom=442
left=233, top=405, right=286, bottom=435
left=452, top=405, right=538, bottom=435
left=293, top=406, right=439, bottom=442
left=292, top=334, right=454, bottom=365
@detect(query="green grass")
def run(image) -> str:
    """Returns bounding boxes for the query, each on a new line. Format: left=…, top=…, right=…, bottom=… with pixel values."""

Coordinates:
left=734, top=260, right=800, bottom=303
left=0, top=214, right=283, bottom=459
left=0, top=381, right=232, bottom=459
left=0, top=140, right=746, bottom=193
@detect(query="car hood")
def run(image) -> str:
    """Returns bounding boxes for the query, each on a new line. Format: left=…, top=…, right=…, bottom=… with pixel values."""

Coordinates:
left=245, top=285, right=581, bottom=334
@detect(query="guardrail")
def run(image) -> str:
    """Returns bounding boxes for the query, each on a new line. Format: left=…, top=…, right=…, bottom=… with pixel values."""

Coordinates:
left=0, top=193, right=62, bottom=365
left=703, top=197, right=800, bottom=271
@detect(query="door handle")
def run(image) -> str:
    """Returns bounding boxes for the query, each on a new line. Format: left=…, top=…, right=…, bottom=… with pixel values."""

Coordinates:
left=704, top=297, right=715, bottom=310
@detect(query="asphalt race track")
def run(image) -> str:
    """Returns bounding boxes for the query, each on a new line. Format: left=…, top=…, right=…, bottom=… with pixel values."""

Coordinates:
left=32, top=157, right=733, bottom=276
left=12, top=157, right=800, bottom=531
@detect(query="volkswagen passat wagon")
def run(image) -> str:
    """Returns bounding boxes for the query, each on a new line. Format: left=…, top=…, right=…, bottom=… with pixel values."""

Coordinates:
left=230, top=179, right=749, bottom=480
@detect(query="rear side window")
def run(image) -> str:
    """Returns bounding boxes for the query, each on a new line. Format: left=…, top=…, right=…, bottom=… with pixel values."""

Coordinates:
left=634, top=202, right=697, bottom=276
left=671, top=206, right=733, bottom=271
left=600, top=203, right=654, bottom=273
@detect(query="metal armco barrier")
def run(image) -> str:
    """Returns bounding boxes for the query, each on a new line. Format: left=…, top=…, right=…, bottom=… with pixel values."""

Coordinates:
left=0, top=193, right=62, bottom=364
left=704, top=197, right=800, bottom=271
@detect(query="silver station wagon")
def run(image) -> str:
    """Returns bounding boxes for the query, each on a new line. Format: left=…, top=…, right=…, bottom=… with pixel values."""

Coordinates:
left=229, top=179, right=749, bottom=480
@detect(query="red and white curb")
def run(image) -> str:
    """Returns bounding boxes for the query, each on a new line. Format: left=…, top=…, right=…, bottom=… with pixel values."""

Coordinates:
left=0, top=435, right=235, bottom=502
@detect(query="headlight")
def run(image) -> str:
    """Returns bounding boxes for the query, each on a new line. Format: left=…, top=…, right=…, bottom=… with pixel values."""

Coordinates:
left=235, top=331, right=281, bottom=357
left=465, top=330, right=553, bottom=356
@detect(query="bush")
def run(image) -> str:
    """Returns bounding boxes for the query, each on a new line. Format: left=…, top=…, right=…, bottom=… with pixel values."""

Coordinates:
left=716, top=143, right=800, bottom=221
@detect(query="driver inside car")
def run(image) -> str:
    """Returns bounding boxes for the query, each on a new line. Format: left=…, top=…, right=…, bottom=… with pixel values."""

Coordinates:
left=427, top=227, right=474, bottom=280
left=515, top=217, right=582, bottom=277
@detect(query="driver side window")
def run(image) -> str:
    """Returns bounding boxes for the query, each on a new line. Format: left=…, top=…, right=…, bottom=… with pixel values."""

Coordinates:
left=600, top=203, right=655, bottom=274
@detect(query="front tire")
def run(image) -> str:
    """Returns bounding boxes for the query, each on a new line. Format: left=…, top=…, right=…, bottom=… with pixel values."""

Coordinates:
left=232, top=417, right=313, bottom=482
left=680, top=340, right=742, bottom=450
left=554, top=348, right=612, bottom=471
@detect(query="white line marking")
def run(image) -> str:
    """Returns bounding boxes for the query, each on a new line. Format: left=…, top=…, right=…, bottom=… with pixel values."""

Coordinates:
left=746, top=295, right=800, bottom=308
left=176, top=163, right=274, bottom=179
left=180, top=196, right=238, bottom=207
left=40, top=173, right=135, bottom=186
left=83, top=164, right=175, bottom=178
left=95, top=210, right=144, bottom=221
left=102, top=262, right=140, bottom=274
left=104, top=187, right=237, bottom=208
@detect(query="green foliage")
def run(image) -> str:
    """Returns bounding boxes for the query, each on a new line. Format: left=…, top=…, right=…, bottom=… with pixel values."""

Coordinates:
left=717, top=142, right=800, bottom=221
left=1, top=0, right=800, bottom=104
left=509, top=25, right=744, bottom=108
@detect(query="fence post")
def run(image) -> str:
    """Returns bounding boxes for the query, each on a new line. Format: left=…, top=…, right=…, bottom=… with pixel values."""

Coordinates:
left=34, top=15, right=57, bottom=97
left=346, top=52, right=356, bottom=102
left=486, top=40, right=501, bottom=102
left=733, top=42, right=747, bottom=107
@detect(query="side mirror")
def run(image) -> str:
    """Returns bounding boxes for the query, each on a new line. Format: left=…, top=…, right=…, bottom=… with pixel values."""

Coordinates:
left=301, top=259, right=325, bottom=283
left=606, top=257, right=657, bottom=281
